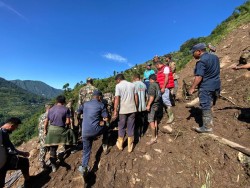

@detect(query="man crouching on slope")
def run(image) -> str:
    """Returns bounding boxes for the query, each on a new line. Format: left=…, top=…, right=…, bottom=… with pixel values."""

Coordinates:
left=0, top=118, right=34, bottom=188
left=189, top=43, right=221, bottom=133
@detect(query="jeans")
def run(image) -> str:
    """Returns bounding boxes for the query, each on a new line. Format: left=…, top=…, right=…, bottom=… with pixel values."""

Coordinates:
left=162, top=88, right=172, bottom=106
left=199, top=89, right=220, bottom=110
left=144, top=81, right=150, bottom=93
left=81, top=127, right=108, bottom=168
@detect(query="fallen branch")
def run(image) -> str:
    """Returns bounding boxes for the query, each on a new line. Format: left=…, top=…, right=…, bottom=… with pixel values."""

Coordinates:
left=204, top=133, right=250, bottom=156
left=219, top=94, right=240, bottom=107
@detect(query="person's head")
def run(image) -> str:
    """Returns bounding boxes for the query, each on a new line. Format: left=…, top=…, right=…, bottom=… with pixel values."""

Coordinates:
left=115, top=74, right=125, bottom=84
left=149, top=74, right=157, bottom=83
left=68, top=98, right=75, bottom=104
left=86, top=77, right=93, bottom=85
left=165, top=54, right=172, bottom=62
left=146, top=62, right=152, bottom=70
left=152, top=55, right=159, bottom=64
left=45, top=102, right=53, bottom=111
left=56, top=95, right=66, bottom=104
left=92, top=90, right=102, bottom=101
left=190, top=43, right=207, bottom=59
left=2, top=117, right=22, bottom=132
left=133, top=73, right=140, bottom=81
left=154, top=59, right=164, bottom=70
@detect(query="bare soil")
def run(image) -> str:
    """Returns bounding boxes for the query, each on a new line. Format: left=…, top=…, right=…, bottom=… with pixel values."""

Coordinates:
left=6, top=23, right=250, bottom=188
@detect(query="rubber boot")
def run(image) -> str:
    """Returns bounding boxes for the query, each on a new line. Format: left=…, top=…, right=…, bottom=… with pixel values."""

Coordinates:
left=166, top=106, right=174, bottom=124
left=194, top=110, right=213, bottom=133
left=49, top=157, right=58, bottom=172
left=127, top=137, right=134, bottom=153
left=116, top=137, right=124, bottom=150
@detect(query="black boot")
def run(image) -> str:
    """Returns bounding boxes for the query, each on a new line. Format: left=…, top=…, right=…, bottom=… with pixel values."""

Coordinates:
left=194, top=110, right=213, bottom=133
left=49, top=157, right=58, bottom=172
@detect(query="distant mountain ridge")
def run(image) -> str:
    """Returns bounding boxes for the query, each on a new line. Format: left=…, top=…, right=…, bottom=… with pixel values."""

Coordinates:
left=10, top=79, right=63, bottom=99
left=0, top=77, right=47, bottom=123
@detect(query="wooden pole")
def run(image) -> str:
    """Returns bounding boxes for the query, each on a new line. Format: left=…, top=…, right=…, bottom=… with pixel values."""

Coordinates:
left=204, top=133, right=250, bottom=156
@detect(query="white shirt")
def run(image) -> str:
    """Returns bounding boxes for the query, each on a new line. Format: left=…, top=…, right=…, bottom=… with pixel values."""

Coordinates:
left=115, top=80, right=137, bottom=114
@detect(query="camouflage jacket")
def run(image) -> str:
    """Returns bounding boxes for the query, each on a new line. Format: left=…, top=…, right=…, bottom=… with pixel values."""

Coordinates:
left=78, top=84, right=97, bottom=105
left=38, top=112, right=47, bottom=137
left=169, top=61, right=179, bottom=80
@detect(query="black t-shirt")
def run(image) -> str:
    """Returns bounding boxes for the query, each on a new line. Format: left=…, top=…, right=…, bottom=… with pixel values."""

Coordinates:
left=148, top=82, right=161, bottom=107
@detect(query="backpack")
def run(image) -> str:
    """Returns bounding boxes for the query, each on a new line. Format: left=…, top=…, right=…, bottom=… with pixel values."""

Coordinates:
left=0, top=128, right=7, bottom=169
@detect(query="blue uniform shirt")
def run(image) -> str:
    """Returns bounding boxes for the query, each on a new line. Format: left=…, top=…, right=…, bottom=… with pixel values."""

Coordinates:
left=78, top=99, right=108, bottom=135
left=194, top=52, right=221, bottom=91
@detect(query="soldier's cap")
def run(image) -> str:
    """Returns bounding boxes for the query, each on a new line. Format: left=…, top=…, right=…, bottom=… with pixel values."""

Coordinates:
left=146, top=62, right=152, bottom=66
left=86, top=77, right=93, bottom=81
left=190, top=43, right=206, bottom=54
left=92, top=90, right=102, bottom=96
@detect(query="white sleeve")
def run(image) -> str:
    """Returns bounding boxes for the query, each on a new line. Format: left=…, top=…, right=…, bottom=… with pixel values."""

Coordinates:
left=163, top=66, right=170, bottom=74
left=115, top=85, right=120, bottom=96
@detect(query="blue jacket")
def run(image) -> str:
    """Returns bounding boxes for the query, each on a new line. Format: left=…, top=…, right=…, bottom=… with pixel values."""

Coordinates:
left=78, top=99, right=108, bottom=135
left=194, top=52, right=221, bottom=91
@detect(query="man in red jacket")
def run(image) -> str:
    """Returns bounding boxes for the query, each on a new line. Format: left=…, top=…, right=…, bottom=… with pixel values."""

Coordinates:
left=154, top=59, right=175, bottom=124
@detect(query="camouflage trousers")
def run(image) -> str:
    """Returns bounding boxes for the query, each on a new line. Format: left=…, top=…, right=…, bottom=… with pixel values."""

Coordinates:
left=38, top=133, right=47, bottom=162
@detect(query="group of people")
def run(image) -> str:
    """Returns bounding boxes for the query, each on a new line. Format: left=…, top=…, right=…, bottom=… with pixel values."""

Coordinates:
left=2, top=42, right=249, bottom=187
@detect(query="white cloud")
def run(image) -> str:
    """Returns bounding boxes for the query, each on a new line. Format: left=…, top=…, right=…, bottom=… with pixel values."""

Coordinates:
left=0, top=1, right=27, bottom=21
left=103, top=53, right=127, bottom=63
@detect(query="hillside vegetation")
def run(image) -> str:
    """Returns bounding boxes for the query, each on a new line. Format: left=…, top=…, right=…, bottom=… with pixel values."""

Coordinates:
left=0, top=77, right=48, bottom=145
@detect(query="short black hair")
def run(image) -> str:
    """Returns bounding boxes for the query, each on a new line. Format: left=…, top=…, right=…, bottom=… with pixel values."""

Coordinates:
left=5, top=117, right=22, bottom=125
left=149, top=74, right=157, bottom=81
left=56, top=95, right=66, bottom=104
left=154, top=59, right=163, bottom=65
left=115, top=74, right=125, bottom=81
left=164, top=54, right=172, bottom=59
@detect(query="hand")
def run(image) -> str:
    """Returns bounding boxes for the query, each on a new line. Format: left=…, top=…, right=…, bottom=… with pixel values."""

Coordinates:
left=111, top=111, right=118, bottom=121
left=113, top=111, right=118, bottom=118
left=146, top=105, right=150, bottom=111
left=232, top=65, right=239, bottom=70
left=20, top=151, right=30, bottom=158
left=44, top=129, right=47, bottom=136
left=161, top=88, right=165, bottom=93
left=189, top=88, right=195, bottom=95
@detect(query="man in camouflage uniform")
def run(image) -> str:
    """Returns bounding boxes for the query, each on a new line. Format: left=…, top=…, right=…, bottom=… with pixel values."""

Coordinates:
left=38, top=102, right=53, bottom=170
left=78, top=78, right=97, bottom=107
left=165, top=54, right=179, bottom=102
left=78, top=78, right=97, bottom=134
left=102, top=92, right=114, bottom=115
left=66, top=98, right=76, bottom=129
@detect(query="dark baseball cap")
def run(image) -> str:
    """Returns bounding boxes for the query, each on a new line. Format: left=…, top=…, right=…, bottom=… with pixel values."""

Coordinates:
left=190, top=43, right=206, bottom=54
left=92, top=90, right=102, bottom=96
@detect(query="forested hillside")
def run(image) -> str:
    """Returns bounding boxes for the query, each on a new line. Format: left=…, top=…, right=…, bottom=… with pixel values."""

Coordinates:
left=10, top=79, right=63, bottom=99
left=0, top=77, right=48, bottom=145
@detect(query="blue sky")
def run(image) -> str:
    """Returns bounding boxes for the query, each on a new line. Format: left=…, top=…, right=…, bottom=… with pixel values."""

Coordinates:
left=0, top=0, right=246, bottom=89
